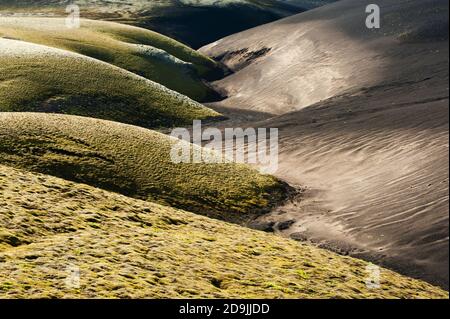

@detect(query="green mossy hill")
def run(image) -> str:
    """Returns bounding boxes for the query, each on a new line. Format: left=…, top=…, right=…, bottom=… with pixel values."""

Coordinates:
left=0, top=39, right=221, bottom=129
left=0, top=112, right=287, bottom=222
left=0, top=164, right=447, bottom=298
left=0, top=17, right=221, bottom=101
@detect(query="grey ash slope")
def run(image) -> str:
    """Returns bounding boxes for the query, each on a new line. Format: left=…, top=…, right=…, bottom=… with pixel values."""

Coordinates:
left=201, top=0, right=449, bottom=288
left=201, top=0, right=448, bottom=115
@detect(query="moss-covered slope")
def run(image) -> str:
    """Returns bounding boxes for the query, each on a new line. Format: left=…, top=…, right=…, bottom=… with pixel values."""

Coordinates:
left=0, top=164, right=447, bottom=298
left=0, top=39, right=221, bottom=129
left=0, top=17, right=221, bottom=101
left=0, top=112, right=287, bottom=222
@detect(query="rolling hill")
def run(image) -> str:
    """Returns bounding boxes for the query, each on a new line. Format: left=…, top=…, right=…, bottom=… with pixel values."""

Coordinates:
left=0, top=112, right=288, bottom=222
left=0, top=38, right=221, bottom=128
left=201, top=0, right=449, bottom=114
left=0, top=0, right=336, bottom=48
left=0, top=164, right=447, bottom=298
left=0, top=0, right=447, bottom=299
left=0, top=17, right=221, bottom=101
left=200, top=0, right=449, bottom=288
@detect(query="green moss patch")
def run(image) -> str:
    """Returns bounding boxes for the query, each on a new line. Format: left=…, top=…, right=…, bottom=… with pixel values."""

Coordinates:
left=0, top=39, right=221, bottom=129
left=0, top=17, right=221, bottom=101
left=0, top=113, right=287, bottom=222
left=0, top=164, right=447, bottom=298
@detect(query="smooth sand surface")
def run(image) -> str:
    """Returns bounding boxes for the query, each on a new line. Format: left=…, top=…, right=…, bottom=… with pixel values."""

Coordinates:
left=200, top=0, right=449, bottom=289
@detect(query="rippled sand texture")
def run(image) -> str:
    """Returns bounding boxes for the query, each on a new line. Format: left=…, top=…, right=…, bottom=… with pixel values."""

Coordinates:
left=201, top=0, right=449, bottom=288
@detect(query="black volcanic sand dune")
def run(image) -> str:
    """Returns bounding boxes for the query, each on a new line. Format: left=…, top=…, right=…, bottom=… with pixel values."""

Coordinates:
left=128, top=0, right=304, bottom=49
left=0, top=112, right=289, bottom=223
left=200, top=0, right=449, bottom=288
left=201, top=0, right=449, bottom=114
left=0, top=0, right=336, bottom=48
